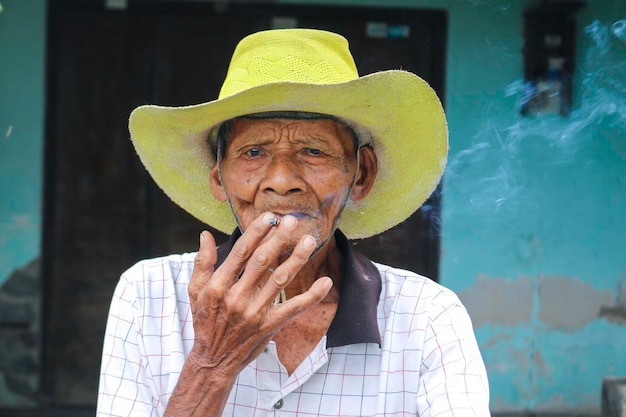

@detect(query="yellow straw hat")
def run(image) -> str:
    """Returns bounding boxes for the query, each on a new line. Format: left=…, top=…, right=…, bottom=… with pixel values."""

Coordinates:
left=129, top=28, right=448, bottom=239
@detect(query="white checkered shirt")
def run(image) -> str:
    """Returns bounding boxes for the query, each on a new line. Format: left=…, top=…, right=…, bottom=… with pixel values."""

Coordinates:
left=98, top=233, right=490, bottom=417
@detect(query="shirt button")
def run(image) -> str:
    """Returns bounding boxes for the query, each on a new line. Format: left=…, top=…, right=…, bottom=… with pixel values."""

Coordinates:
left=273, top=399, right=283, bottom=409
left=264, top=347, right=269, bottom=353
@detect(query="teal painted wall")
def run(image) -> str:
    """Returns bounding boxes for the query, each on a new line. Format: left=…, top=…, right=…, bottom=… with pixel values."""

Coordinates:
left=0, top=0, right=46, bottom=285
left=1, top=0, right=624, bottom=413
left=437, top=1, right=626, bottom=413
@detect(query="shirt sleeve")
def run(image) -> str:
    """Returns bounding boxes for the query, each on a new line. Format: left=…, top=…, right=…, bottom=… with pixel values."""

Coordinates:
left=97, top=272, right=161, bottom=417
left=417, top=295, right=491, bottom=417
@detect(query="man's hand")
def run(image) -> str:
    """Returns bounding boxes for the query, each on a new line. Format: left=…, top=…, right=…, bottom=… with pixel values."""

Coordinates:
left=164, top=212, right=332, bottom=417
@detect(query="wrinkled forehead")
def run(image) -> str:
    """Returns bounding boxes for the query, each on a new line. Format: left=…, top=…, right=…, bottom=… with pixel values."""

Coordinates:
left=209, top=111, right=373, bottom=157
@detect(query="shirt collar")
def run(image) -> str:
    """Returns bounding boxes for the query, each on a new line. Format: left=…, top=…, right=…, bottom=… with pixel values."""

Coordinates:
left=216, top=229, right=382, bottom=348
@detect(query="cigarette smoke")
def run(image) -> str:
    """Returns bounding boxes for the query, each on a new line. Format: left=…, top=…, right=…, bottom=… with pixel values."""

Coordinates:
left=431, top=19, right=626, bottom=231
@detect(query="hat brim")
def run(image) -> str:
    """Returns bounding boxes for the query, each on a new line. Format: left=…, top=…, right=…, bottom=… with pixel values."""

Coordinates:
left=129, top=69, right=447, bottom=239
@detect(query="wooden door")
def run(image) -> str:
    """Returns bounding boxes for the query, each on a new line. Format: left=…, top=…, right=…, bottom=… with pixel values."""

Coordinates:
left=43, top=1, right=447, bottom=407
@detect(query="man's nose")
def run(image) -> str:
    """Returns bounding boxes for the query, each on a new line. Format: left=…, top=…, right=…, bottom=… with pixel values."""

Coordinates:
left=260, top=154, right=306, bottom=195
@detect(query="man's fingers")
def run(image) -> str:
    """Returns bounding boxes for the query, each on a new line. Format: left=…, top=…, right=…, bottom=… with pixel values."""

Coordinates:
left=232, top=214, right=300, bottom=297
left=250, top=234, right=318, bottom=309
left=212, top=212, right=276, bottom=286
left=193, top=213, right=327, bottom=330
left=188, top=231, right=218, bottom=303
left=273, top=277, right=333, bottom=321
left=191, top=211, right=281, bottom=315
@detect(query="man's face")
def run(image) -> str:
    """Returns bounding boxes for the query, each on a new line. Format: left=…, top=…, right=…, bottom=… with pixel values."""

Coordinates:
left=211, top=117, right=360, bottom=251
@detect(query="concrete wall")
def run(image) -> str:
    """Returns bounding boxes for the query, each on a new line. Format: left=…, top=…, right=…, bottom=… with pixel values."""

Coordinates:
left=1, top=0, right=625, bottom=413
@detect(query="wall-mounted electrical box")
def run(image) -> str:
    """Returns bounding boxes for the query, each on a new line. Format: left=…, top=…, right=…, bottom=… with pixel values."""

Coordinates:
left=520, top=1, right=585, bottom=116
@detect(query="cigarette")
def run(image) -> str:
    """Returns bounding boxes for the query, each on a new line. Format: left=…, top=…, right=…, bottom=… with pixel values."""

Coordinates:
left=268, top=217, right=280, bottom=227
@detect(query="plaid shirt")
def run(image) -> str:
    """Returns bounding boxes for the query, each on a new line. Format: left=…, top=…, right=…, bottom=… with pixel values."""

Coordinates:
left=98, top=231, right=490, bottom=416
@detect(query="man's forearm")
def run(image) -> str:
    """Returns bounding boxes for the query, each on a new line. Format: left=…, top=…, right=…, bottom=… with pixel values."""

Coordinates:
left=163, top=352, right=237, bottom=417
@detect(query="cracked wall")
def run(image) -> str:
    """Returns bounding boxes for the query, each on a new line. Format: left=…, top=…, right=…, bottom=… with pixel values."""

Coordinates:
left=458, top=273, right=626, bottom=412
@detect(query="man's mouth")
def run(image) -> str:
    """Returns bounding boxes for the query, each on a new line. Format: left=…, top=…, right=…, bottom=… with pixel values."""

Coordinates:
left=260, top=202, right=319, bottom=220
left=272, top=211, right=311, bottom=219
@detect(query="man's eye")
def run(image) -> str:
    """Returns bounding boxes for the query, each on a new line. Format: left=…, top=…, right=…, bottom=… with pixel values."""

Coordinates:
left=305, top=148, right=322, bottom=156
left=245, top=147, right=262, bottom=157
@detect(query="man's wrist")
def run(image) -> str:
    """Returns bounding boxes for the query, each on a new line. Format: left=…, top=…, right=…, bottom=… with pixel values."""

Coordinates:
left=163, top=349, right=237, bottom=417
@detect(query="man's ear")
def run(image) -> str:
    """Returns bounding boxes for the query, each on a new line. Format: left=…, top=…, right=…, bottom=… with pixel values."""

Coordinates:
left=209, top=164, right=228, bottom=202
left=350, top=145, right=377, bottom=202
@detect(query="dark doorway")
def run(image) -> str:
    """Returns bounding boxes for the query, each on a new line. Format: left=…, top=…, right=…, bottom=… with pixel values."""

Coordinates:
left=41, top=0, right=447, bottom=409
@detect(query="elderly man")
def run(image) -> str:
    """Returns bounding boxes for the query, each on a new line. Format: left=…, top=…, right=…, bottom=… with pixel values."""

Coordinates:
left=98, top=29, right=490, bottom=416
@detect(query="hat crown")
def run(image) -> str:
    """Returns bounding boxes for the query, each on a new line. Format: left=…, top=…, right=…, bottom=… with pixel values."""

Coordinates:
left=219, top=29, right=360, bottom=98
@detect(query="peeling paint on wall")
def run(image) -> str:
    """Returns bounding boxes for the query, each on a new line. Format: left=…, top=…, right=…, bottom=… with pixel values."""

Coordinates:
left=599, top=280, right=626, bottom=324
left=459, top=274, right=626, bottom=330
left=468, top=274, right=626, bottom=413
left=538, top=275, right=615, bottom=330
left=600, top=305, right=626, bottom=324
left=458, top=274, right=534, bottom=327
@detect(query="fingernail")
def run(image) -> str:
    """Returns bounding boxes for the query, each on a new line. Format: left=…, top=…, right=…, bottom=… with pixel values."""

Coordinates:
left=200, top=231, right=206, bottom=246
left=283, top=215, right=296, bottom=228
left=303, top=235, right=316, bottom=250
